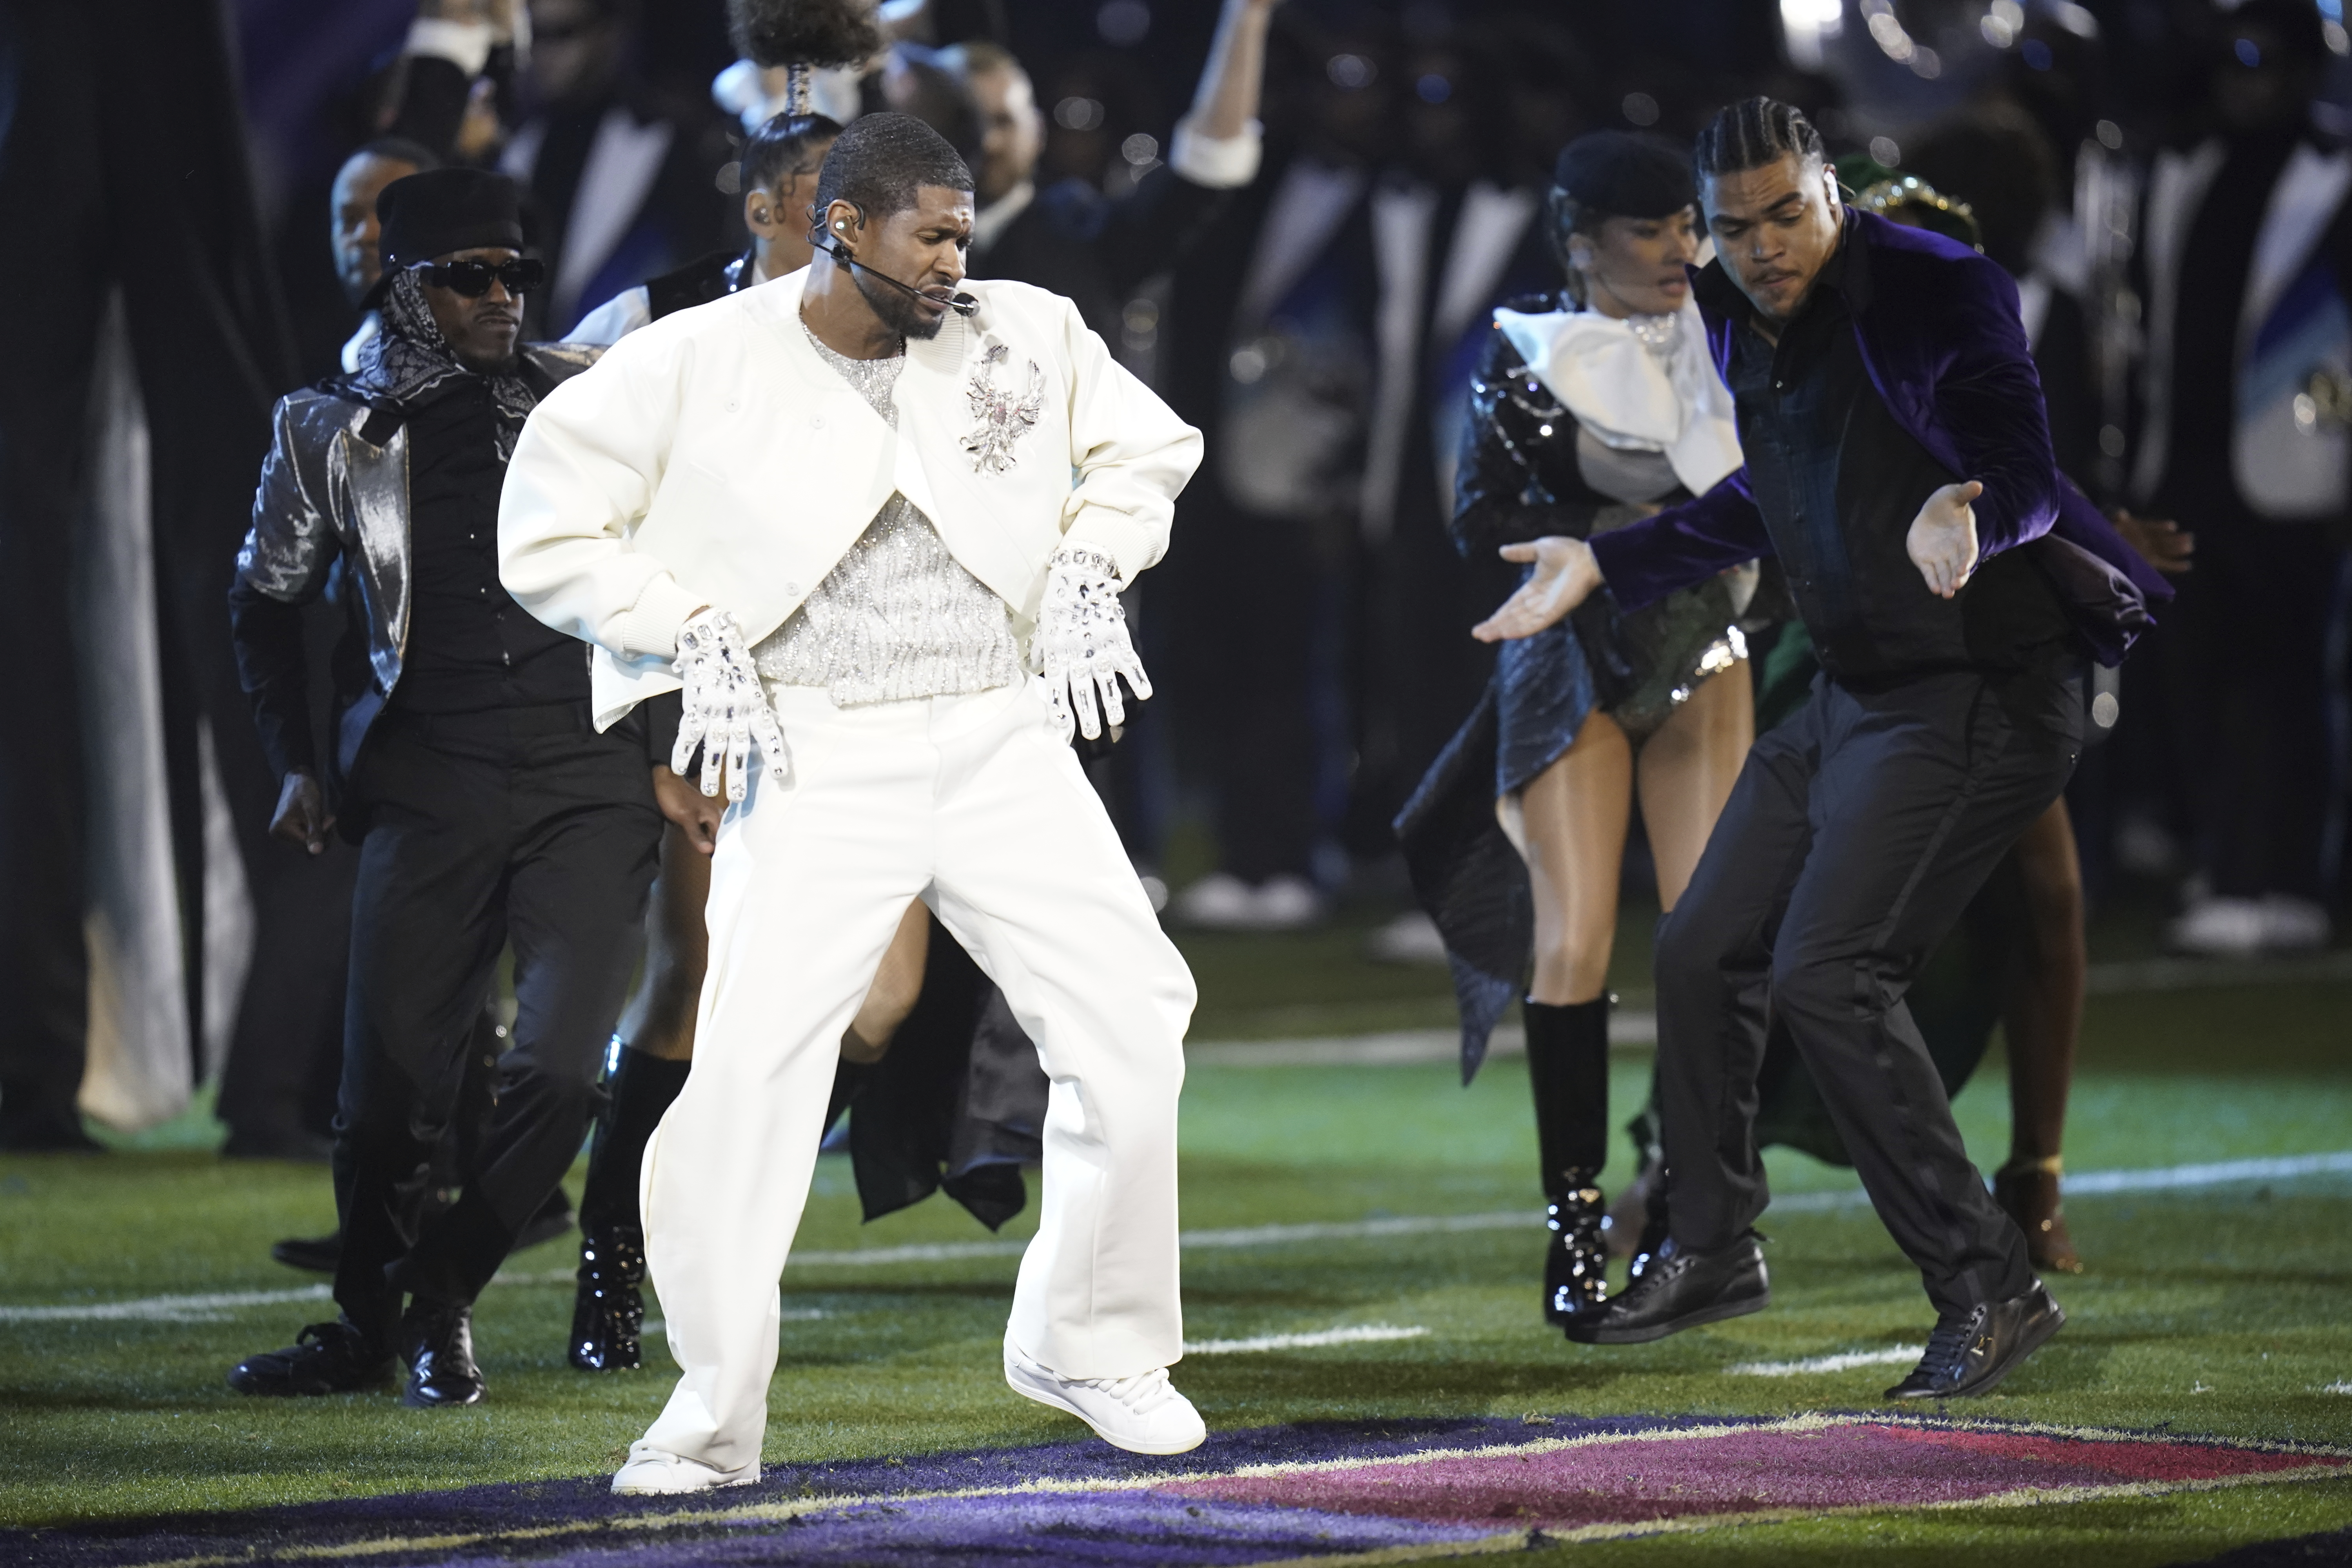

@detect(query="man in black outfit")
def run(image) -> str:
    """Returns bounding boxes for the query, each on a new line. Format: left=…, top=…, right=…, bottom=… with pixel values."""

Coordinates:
left=1477, top=99, right=2161, bottom=1401
left=225, top=169, right=666, bottom=1408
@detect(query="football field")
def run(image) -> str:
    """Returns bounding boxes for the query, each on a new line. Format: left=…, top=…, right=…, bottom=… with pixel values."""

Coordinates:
left=4, top=918, right=2349, bottom=1566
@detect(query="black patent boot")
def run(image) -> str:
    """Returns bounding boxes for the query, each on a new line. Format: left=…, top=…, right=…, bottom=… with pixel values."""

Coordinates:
left=569, top=1047, right=688, bottom=1371
left=1525, top=998, right=1612, bottom=1329
left=1545, top=1170, right=1610, bottom=1323
left=569, top=1224, right=648, bottom=1371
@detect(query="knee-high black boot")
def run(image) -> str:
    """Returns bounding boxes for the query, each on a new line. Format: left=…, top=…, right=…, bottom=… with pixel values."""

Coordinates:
left=1526, top=997, right=1611, bottom=1327
left=569, top=1047, right=690, bottom=1371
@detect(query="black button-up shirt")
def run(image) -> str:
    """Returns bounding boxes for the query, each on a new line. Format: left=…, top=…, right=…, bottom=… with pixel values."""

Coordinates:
left=392, top=378, right=588, bottom=714
left=1710, top=227, right=2069, bottom=683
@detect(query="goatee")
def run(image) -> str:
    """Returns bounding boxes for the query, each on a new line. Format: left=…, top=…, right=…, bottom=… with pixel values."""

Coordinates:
left=853, top=269, right=948, bottom=340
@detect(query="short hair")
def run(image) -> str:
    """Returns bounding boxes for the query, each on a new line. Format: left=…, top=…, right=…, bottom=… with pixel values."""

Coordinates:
left=349, top=136, right=439, bottom=174
left=940, top=39, right=1023, bottom=81
left=1692, top=97, right=1825, bottom=183
left=812, top=111, right=974, bottom=223
left=742, top=112, right=842, bottom=194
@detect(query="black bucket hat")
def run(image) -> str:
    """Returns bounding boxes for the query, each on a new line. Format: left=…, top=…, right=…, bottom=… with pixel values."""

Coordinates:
left=365, top=167, right=526, bottom=306
left=1552, top=129, right=1696, bottom=219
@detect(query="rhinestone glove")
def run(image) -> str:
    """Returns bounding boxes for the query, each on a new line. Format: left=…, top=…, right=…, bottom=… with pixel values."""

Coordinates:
left=1036, top=544, right=1150, bottom=743
left=673, top=608, right=788, bottom=802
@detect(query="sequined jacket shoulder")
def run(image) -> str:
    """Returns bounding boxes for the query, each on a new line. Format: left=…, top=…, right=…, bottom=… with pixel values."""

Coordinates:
left=230, top=342, right=601, bottom=786
left=1450, top=292, right=1626, bottom=560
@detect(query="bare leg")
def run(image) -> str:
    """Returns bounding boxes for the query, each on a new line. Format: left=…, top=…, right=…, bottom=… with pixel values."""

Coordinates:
left=1994, top=796, right=2085, bottom=1272
left=1635, top=663, right=1755, bottom=914
left=618, top=821, right=713, bottom=1062
left=1521, top=710, right=1635, bottom=1005
left=840, top=900, right=933, bottom=1062
left=1517, top=710, right=1635, bottom=1325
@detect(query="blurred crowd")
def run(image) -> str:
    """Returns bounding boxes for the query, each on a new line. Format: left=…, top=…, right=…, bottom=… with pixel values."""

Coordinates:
left=3, top=0, right=2349, bottom=1152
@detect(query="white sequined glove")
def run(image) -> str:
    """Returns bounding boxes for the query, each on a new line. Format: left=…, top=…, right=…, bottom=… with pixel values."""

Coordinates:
left=1036, top=544, right=1151, bottom=743
left=672, top=608, right=788, bottom=802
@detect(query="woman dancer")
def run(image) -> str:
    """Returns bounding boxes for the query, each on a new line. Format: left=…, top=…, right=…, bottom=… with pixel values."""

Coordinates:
left=1399, top=131, right=1755, bottom=1332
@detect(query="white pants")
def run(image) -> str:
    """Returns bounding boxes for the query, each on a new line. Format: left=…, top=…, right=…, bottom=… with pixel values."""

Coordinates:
left=636, top=680, right=1195, bottom=1471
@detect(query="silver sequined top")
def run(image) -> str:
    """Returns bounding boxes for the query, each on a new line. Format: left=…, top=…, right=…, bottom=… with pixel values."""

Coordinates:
left=752, top=323, right=1022, bottom=704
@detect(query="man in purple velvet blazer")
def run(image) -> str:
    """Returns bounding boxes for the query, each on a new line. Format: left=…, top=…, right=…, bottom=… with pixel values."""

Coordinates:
left=1474, top=99, right=2165, bottom=1402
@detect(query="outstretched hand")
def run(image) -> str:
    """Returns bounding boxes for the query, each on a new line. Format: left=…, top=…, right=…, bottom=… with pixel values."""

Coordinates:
left=1907, top=480, right=1983, bottom=599
left=1471, top=537, right=1603, bottom=642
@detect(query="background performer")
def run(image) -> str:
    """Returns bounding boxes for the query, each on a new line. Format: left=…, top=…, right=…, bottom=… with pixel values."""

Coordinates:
left=225, top=169, right=668, bottom=1408
left=1398, top=129, right=1753, bottom=1332
left=1474, top=98, right=2167, bottom=1401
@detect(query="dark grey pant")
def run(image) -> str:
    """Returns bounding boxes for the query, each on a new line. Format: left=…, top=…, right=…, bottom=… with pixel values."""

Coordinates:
left=332, top=702, right=659, bottom=1350
left=1654, top=658, right=2083, bottom=1318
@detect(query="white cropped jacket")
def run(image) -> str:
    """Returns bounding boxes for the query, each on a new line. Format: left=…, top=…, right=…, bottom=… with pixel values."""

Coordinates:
left=498, top=269, right=1202, bottom=728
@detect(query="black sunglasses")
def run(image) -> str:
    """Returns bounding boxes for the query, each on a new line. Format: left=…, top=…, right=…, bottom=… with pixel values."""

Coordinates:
left=409, top=258, right=544, bottom=298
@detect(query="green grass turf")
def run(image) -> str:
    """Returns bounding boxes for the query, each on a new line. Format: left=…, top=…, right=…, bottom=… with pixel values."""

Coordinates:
left=4, top=958, right=2348, bottom=1561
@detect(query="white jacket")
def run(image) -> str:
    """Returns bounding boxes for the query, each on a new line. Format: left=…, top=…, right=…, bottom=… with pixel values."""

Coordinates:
left=498, top=269, right=1202, bottom=728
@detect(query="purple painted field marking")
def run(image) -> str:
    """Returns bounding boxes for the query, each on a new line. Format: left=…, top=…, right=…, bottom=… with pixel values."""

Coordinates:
left=10, top=1415, right=2347, bottom=1568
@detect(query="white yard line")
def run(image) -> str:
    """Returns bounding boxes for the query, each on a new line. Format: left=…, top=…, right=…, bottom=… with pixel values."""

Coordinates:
left=1184, top=1323, right=1429, bottom=1356
left=1727, top=1345, right=1926, bottom=1377
left=1187, top=1015, right=1655, bottom=1068
left=10, top=1150, right=2348, bottom=1324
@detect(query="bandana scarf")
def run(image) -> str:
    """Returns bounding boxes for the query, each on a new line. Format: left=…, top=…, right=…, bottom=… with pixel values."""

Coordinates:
left=352, top=268, right=540, bottom=458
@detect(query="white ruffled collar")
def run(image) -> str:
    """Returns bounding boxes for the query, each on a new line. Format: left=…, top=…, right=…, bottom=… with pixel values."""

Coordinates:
left=1492, top=296, right=1742, bottom=497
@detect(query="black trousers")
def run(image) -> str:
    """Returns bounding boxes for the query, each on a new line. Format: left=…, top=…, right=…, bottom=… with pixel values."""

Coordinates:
left=1653, top=658, right=2083, bottom=1318
left=332, top=702, right=659, bottom=1350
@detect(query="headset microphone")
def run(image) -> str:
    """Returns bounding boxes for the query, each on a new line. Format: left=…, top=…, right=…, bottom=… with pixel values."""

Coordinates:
left=818, top=233, right=978, bottom=318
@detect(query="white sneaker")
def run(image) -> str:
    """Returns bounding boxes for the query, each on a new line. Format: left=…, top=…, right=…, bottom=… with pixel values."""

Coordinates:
left=2166, top=896, right=2266, bottom=957
left=611, top=1441, right=760, bottom=1495
left=1251, top=875, right=1327, bottom=931
left=1367, top=909, right=1446, bottom=964
left=1004, top=1340, right=1206, bottom=1455
left=1172, top=872, right=1259, bottom=929
left=2258, top=894, right=2333, bottom=952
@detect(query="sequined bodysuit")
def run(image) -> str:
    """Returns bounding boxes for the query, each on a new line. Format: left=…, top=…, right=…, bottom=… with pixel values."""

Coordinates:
left=752, top=323, right=1024, bottom=704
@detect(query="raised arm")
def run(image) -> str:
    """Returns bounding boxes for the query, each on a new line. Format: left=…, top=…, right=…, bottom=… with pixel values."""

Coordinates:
left=1092, top=0, right=1272, bottom=294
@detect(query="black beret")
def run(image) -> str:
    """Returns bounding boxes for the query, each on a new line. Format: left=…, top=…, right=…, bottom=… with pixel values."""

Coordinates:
left=376, top=167, right=525, bottom=272
left=1552, top=130, right=1695, bottom=220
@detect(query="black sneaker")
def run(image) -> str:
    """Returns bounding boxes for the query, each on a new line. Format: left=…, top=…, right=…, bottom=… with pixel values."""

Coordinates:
left=270, top=1231, right=341, bottom=1273
left=1564, top=1231, right=1769, bottom=1345
left=228, top=1319, right=394, bottom=1396
left=1886, top=1281, right=2065, bottom=1400
left=400, top=1299, right=486, bottom=1408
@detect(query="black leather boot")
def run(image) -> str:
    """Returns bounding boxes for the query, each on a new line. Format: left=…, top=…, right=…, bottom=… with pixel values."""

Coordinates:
left=400, top=1298, right=486, bottom=1407
left=1526, top=998, right=1611, bottom=1328
left=569, top=1224, right=648, bottom=1371
left=570, top=1047, right=688, bottom=1371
